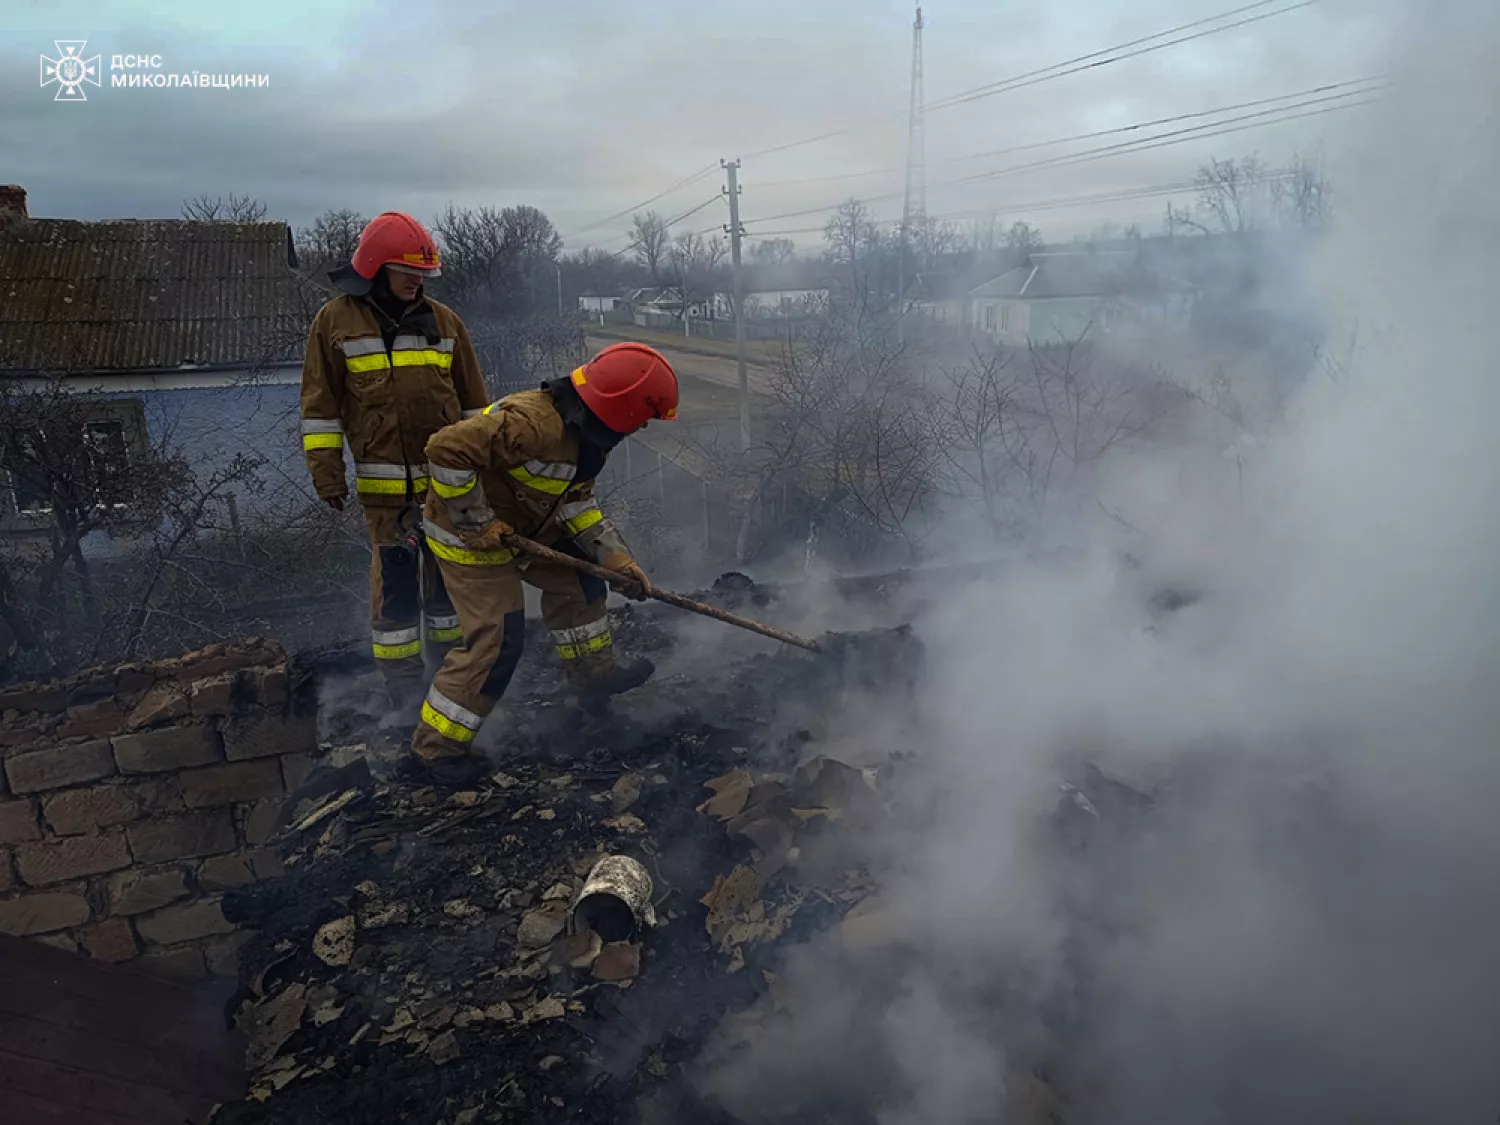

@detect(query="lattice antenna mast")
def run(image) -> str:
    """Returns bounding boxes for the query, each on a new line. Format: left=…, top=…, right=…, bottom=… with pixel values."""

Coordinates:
left=901, top=4, right=927, bottom=244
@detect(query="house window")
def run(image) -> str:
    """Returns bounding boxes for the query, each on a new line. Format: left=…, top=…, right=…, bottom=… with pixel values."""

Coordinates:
left=7, top=404, right=141, bottom=518
left=10, top=437, right=49, bottom=514
left=982, top=305, right=996, bottom=331
left=999, top=305, right=1012, bottom=332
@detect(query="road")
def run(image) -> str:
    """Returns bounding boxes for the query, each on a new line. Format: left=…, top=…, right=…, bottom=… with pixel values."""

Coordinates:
left=585, top=334, right=776, bottom=401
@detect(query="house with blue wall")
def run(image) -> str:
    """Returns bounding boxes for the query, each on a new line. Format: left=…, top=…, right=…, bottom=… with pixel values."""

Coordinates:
left=0, top=185, right=324, bottom=546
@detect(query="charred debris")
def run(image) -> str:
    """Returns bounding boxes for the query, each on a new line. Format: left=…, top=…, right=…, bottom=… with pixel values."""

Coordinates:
left=211, top=571, right=1167, bottom=1125
left=211, top=573, right=920, bottom=1125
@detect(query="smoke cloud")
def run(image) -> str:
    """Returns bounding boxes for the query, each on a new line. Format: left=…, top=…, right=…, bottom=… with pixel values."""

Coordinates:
left=702, top=3, right=1500, bottom=1121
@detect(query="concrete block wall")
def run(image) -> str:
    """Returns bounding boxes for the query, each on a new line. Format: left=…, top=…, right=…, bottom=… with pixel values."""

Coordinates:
left=0, top=640, right=317, bottom=982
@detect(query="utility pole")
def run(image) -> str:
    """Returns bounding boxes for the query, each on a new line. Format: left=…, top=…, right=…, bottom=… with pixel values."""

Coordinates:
left=555, top=261, right=564, bottom=318
left=723, top=158, right=750, bottom=452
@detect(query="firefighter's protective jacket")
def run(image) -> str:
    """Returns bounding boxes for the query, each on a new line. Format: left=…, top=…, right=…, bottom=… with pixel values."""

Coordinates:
left=299, top=294, right=488, bottom=507
left=421, top=389, right=631, bottom=569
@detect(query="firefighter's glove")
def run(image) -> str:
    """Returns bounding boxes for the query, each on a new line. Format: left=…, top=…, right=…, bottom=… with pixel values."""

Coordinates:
left=603, top=552, right=651, bottom=601
left=459, top=518, right=514, bottom=552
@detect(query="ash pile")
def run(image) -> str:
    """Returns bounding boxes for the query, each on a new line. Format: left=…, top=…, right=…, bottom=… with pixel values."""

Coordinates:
left=212, top=593, right=926, bottom=1125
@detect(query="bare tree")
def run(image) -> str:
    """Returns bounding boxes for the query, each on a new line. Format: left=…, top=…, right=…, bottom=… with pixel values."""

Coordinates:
left=295, top=207, right=367, bottom=280
left=824, top=199, right=876, bottom=297
left=964, top=215, right=1002, bottom=256
left=1181, top=152, right=1333, bottom=235
left=1191, top=156, right=1273, bottom=234
left=0, top=380, right=264, bottom=677
left=911, top=215, right=960, bottom=268
left=667, top=231, right=727, bottom=321
left=938, top=337, right=1180, bottom=538
left=182, top=193, right=268, bottom=222
left=630, top=212, right=671, bottom=286
left=1269, top=152, right=1332, bottom=228
left=430, top=204, right=563, bottom=317
left=704, top=302, right=944, bottom=565
left=1004, top=221, right=1044, bottom=256
left=749, top=238, right=797, bottom=266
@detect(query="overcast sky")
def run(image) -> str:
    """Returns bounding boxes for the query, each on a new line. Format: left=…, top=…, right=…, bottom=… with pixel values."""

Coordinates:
left=2, top=0, right=1401, bottom=252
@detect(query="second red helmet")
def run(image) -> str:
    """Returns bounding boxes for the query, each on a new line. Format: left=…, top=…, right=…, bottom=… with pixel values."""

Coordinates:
left=571, top=343, right=679, bottom=434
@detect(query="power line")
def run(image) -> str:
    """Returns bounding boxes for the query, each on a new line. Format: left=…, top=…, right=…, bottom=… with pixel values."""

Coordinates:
left=563, top=162, right=720, bottom=240
left=754, top=76, right=1381, bottom=189
left=738, top=0, right=1322, bottom=161
left=738, top=168, right=1306, bottom=239
left=738, top=91, right=1372, bottom=228
left=927, top=0, right=1325, bottom=113
left=563, top=194, right=726, bottom=264
left=663, top=194, right=723, bottom=228
left=942, top=89, right=1374, bottom=189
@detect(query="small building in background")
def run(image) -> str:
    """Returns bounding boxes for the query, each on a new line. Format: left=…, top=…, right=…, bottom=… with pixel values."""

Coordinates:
left=904, top=271, right=972, bottom=327
left=969, top=250, right=1193, bottom=345
left=0, top=184, right=320, bottom=535
left=577, top=292, right=620, bottom=314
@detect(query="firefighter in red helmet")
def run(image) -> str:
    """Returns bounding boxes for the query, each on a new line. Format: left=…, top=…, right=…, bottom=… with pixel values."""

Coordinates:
left=299, top=212, right=489, bottom=717
left=410, top=343, right=680, bottom=785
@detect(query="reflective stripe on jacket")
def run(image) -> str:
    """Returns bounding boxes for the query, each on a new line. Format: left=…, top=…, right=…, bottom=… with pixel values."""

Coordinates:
left=422, top=389, right=629, bottom=566
left=299, top=295, right=489, bottom=508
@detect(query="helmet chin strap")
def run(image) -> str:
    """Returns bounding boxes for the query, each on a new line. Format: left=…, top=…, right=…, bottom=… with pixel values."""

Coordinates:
left=546, top=377, right=626, bottom=450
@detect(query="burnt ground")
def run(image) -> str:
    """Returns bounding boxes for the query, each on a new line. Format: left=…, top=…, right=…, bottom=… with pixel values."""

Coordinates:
left=213, top=582, right=926, bottom=1125
left=207, top=566, right=1283, bottom=1125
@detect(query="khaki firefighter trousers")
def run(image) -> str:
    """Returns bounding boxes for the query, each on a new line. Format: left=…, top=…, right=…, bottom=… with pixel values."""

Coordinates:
left=411, top=548, right=614, bottom=762
left=364, top=507, right=461, bottom=702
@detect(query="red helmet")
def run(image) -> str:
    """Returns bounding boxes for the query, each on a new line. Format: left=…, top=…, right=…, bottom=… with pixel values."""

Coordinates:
left=351, top=212, right=441, bottom=279
left=571, top=343, right=679, bottom=434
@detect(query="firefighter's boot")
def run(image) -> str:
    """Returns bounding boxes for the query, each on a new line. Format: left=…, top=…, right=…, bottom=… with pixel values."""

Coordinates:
left=572, top=654, right=656, bottom=699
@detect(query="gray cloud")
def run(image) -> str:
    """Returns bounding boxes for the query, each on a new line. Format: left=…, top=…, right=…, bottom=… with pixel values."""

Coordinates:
left=3, top=0, right=1399, bottom=246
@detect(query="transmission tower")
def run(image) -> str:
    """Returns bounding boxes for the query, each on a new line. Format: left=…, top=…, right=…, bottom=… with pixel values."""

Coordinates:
left=901, top=4, right=927, bottom=244
left=898, top=5, right=926, bottom=338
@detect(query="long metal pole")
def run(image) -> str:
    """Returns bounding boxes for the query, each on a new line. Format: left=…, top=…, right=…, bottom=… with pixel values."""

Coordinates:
left=724, top=158, right=750, bottom=452
left=502, top=533, right=822, bottom=653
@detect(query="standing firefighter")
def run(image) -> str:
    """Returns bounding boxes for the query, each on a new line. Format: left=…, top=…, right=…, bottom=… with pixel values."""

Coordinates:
left=412, top=343, right=678, bottom=785
left=299, top=212, right=489, bottom=711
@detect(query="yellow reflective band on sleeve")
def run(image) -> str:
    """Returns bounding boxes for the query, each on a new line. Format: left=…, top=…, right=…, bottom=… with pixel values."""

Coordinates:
left=345, top=353, right=391, bottom=374
left=428, top=624, right=463, bottom=643
left=420, top=700, right=479, bottom=743
left=563, top=507, right=604, bottom=535
left=555, top=631, right=612, bottom=661
left=391, top=350, right=454, bottom=369
left=507, top=461, right=575, bottom=496
left=425, top=537, right=516, bottom=567
left=432, top=476, right=475, bottom=499
left=303, top=432, right=344, bottom=450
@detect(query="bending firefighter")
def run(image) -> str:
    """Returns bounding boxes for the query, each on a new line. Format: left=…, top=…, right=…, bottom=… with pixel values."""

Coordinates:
left=299, top=212, right=489, bottom=711
left=412, top=343, right=679, bottom=785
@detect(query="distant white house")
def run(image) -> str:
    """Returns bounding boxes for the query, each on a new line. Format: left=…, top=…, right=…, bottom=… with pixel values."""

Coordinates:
left=577, top=293, right=620, bottom=314
left=713, top=287, right=830, bottom=320
left=969, top=250, right=1193, bottom=344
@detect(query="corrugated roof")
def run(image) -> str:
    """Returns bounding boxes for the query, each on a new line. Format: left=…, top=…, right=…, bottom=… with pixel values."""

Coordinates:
left=905, top=272, right=971, bottom=303
left=0, top=219, right=321, bottom=374
left=971, top=251, right=1143, bottom=301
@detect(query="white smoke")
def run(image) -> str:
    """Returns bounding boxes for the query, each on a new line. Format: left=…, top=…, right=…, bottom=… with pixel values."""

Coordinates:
left=703, top=3, right=1500, bottom=1121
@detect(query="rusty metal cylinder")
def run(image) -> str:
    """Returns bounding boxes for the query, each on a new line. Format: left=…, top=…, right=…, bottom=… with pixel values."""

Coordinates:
left=571, top=855, right=655, bottom=943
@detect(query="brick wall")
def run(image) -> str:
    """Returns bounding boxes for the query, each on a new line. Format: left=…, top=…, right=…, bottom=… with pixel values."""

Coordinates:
left=0, top=640, right=318, bottom=982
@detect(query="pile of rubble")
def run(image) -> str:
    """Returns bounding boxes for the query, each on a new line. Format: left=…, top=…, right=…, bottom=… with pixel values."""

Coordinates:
left=213, top=609, right=923, bottom=1125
